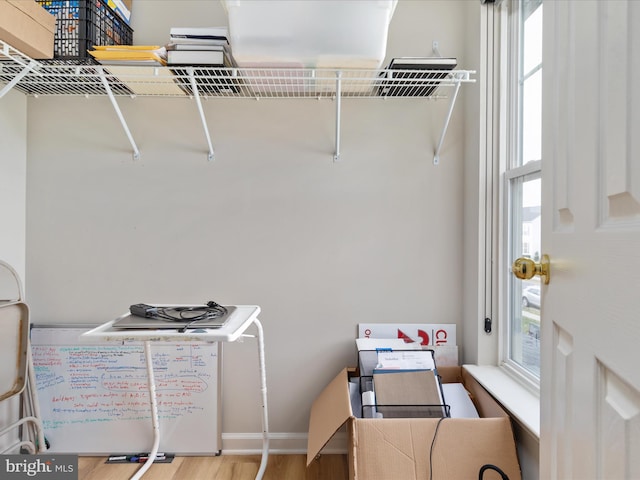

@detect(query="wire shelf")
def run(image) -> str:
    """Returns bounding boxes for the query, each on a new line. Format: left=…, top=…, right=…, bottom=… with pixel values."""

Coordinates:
left=0, top=42, right=474, bottom=99
left=0, top=40, right=475, bottom=163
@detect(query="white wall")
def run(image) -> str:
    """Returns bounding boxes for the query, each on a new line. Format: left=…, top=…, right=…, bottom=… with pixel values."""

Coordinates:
left=0, top=3, right=541, bottom=476
left=0, top=87, right=27, bottom=454
left=462, top=0, right=485, bottom=367
left=22, top=1, right=469, bottom=450
left=0, top=89, right=27, bottom=295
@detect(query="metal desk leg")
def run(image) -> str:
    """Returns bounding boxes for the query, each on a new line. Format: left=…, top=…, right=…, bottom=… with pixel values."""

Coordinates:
left=131, top=341, right=161, bottom=480
left=254, top=319, right=269, bottom=480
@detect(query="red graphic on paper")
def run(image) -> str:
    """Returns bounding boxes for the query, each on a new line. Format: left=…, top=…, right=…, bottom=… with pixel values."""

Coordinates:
left=417, top=329, right=430, bottom=346
left=435, top=329, right=448, bottom=345
left=397, top=329, right=432, bottom=345
left=397, top=329, right=414, bottom=343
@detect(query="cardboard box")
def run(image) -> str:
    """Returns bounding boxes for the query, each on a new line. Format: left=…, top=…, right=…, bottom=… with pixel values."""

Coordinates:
left=0, top=0, right=55, bottom=59
left=307, top=366, right=521, bottom=480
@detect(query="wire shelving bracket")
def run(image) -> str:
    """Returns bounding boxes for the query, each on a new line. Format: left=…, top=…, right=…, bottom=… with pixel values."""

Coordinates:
left=0, top=40, right=475, bottom=164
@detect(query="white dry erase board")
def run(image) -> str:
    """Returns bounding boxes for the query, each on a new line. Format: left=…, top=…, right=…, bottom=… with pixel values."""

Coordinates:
left=30, top=325, right=222, bottom=455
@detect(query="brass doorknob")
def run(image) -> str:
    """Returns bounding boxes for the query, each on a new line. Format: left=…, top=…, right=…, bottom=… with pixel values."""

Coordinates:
left=512, top=254, right=550, bottom=285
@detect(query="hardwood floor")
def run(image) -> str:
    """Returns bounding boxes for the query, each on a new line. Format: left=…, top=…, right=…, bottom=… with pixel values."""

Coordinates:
left=79, top=454, right=348, bottom=480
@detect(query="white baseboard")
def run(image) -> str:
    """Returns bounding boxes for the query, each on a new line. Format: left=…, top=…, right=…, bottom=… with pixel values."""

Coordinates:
left=221, top=431, right=347, bottom=455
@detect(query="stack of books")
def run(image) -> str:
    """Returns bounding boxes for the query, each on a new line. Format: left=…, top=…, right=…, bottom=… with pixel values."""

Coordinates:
left=166, top=26, right=235, bottom=66
left=166, top=26, right=238, bottom=96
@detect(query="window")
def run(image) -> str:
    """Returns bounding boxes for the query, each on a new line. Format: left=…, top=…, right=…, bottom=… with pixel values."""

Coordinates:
left=503, top=0, right=543, bottom=380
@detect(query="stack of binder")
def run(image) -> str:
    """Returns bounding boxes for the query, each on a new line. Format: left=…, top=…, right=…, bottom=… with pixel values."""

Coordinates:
left=166, top=27, right=235, bottom=66
left=166, top=26, right=238, bottom=95
left=88, top=45, right=185, bottom=96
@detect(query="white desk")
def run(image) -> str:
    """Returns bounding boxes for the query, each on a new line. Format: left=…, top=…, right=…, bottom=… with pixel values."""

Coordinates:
left=83, top=305, right=269, bottom=480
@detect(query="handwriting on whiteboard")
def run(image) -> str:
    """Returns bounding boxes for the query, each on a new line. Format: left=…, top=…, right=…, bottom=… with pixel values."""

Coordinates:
left=32, top=343, right=217, bottom=429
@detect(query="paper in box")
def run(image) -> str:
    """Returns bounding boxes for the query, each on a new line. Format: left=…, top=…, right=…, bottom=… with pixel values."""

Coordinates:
left=307, top=366, right=521, bottom=480
left=358, top=323, right=459, bottom=366
left=358, top=323, right=456, bottom=346
left=0, top=0, right=56, bottom=59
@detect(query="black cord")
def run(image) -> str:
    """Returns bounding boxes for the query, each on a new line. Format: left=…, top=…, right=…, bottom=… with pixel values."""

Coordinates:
left=153, top=301, right=227, bottom=332
left=428, top=416, right=446, bottom=480
left=154, top=301, right=226, bottom=321
left=479, top=464, right=510, bottom=480
left=428, top=418, right=511, bottom=480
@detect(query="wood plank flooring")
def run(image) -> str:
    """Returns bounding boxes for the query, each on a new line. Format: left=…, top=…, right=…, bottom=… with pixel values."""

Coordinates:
left=79, top=454, right=348, bottom=480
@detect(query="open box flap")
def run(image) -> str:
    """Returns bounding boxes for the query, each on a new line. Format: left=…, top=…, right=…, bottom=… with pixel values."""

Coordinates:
left=307, top=368, right=354, bottom=465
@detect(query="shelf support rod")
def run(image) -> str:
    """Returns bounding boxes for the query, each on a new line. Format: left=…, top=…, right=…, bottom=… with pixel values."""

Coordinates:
left=189, top=68, right=215, bottom=162
left=99, top=68, right=140, bottom=161
left=334, top=71, right=342, bottom=162
left=433, top=75, right=462, bottom=165
left=0, top=60, right=38, bottom=100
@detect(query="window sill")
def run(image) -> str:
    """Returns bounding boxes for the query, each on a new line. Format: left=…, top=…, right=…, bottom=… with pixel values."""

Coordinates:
left=463, top=364, right=540, bottom=439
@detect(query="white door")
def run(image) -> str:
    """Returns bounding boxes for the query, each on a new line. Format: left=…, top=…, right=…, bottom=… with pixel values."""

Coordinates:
left=540, top=1, right=640, bottom=479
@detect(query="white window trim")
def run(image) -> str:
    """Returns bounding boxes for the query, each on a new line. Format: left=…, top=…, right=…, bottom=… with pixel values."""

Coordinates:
left=502, top=163, right=542, bottom=388
left=501, top=0, right=543, bottom=386
left=466, top=0, right=541, bottom=441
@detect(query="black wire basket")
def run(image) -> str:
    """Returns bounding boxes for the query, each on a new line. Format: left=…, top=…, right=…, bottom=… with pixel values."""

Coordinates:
left=36, top=0, right=133, bottom=59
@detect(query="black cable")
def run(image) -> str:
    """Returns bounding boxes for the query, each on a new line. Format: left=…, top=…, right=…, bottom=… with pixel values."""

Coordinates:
left=155, top=301, right=226, bottom=320
left=428, top=416, right=446, bottom=480
left=479, top=464, right=510, bottom=480
left=153, top=301, right=227, bottom=332
left=428, top=416, right=510, bottom=480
